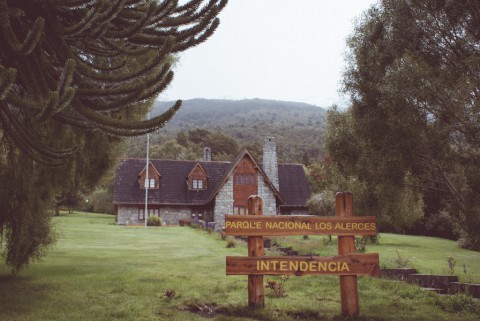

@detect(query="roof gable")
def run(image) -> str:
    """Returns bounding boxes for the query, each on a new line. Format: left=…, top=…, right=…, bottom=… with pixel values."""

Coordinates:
left=205, top=150, right=284, bottom=204
left=187, top=163, right=208, bottom=179
left=138, top=161, right=161, bottom=178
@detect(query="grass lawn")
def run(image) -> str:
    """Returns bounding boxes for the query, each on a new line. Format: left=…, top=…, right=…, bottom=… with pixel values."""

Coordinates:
left=270, top=234, right=480, bottom=283
left=0, top=212, right=479, bottom=321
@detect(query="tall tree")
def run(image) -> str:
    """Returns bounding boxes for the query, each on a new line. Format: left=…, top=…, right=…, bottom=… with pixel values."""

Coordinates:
left=327, top=0, right=479, bottom=247
left=0, top=0, right=227, bottom=271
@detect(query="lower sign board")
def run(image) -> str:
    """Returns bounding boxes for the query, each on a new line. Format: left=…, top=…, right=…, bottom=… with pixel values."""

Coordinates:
left=226, top=253, right=380, bottom=276
left=225, top=215, right=377, bottom=236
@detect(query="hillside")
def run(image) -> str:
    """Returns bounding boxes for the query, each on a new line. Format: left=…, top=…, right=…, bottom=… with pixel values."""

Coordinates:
left=136, top=99, right=327, bottom=163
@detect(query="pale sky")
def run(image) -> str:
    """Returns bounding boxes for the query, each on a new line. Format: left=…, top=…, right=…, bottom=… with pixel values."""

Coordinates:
left=160, top=0, right=377, bottom=108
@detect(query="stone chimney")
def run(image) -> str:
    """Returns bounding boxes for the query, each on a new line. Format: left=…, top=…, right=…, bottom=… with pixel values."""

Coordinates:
left=203, top=147, right=211, bottom=162
left=263, top=137, right=279, bottom=190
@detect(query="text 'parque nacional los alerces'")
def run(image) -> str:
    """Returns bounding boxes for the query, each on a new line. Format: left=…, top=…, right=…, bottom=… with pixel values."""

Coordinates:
left=224, top=215, right=377, bottom=236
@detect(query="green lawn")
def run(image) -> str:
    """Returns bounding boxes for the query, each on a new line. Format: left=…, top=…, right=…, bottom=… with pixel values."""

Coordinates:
left=0, top=212, right=479, bottom=321
left=270, top=234, right=480, bottom=283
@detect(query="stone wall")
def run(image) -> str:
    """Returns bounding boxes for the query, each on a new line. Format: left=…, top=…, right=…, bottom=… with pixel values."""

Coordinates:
left=258, top=176, right=277, bottom=215
left=116, top=205, right=190, bottom=225
left=159, top=206, right=191, bottom=225
left=214, top=176, right=233, bottom=230
left=117, top=205, right=139, bottom=225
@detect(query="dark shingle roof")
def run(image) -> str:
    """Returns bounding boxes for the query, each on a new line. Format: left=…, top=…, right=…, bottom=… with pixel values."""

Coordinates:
left=278, top=164, right=312, bottom=207
left=114, top=158, right=311, bottom=207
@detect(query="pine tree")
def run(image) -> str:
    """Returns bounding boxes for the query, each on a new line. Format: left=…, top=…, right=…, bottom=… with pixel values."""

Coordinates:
left=0, top=0, right=227, bottom=271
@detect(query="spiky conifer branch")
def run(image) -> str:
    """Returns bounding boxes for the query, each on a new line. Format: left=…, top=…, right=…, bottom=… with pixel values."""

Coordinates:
left=0, top=0, right=227, bottom=165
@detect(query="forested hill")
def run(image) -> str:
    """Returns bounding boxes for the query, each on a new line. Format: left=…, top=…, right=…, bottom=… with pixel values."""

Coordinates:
left=152, top=98, right=325, bottom=130
left=128, top=99, right=326, bottom=163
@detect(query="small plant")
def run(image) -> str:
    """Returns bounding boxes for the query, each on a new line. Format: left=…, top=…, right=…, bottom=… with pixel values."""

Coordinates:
left=219, top=231, right=227, bottom=241
left=447, top=256, right=456, bottom=274
left=303, top=235, right=309, bottom=240
left=226, top=239, right=236, bottom=248
left=207, top=227, right=214, bottom=234
left=266, top=275, right=289, bottom=297
left=323, top=235, right=332, bottom=246
left=355, top=236, right=368, bottom=253
left=163, top=289, right=176, bottom=299
left=179, top=219, right=191, bottom=227
left=393, top=249, right=410, bottom=268
left=368, top=233, right=381, bottom=245
left=147, top=216, right=161, bottom=226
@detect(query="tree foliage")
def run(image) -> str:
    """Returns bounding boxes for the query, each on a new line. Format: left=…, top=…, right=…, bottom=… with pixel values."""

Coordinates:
left=0, top=0, right=227, bottom=271
left=325, top=0, right=480, bottom=246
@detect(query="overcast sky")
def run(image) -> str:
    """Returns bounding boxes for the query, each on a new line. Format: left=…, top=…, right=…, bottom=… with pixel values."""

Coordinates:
left=160, top=0, right=377, bottom=108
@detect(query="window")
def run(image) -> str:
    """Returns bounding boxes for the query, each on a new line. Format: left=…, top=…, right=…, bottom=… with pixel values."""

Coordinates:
left=191, top=211, right=203, bottom=221
left=234, top=207, right=248, bottom=215
left=192, top=179, right=204, bottom=190
left=234, top=174, right=256, bottom=185
left=139, top=208, right=159, bottom=221
left=144, top=178, right=155, bottom=188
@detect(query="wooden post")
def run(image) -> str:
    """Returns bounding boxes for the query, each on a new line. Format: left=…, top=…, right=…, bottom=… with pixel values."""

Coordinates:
left=247, top=195, right=264, bottom=308
left=336, top=192, right=359, bottom=317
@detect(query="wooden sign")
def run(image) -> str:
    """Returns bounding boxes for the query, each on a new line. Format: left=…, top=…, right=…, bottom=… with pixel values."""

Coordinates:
left=225, top=193, right=379, bottom=317
left=225, top=215, right=377, bottom=236
left=227, top=253, right=380, bottom=276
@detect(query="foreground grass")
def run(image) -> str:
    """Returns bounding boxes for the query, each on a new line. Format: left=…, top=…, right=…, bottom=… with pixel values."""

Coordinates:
left=0, top=212, right=478, bottom=321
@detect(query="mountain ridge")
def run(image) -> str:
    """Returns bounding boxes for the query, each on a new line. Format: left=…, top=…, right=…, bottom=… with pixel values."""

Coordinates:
left=132, top=98, right=326, bottom=163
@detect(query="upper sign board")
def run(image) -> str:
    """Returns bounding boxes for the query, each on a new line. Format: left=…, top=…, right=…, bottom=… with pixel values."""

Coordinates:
left=225, top=215, right=377, bottom=236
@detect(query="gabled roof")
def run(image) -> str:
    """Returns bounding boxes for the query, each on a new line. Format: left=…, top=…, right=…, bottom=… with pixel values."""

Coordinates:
left=278, top=163, right=311, bottom=207
left=114, top=155, right=311, bottom=207
left=138, top=161, right=161, bottom=178
left=187, top=162, right=208, bottom=179
left=204, top=149, right=284, bottom=205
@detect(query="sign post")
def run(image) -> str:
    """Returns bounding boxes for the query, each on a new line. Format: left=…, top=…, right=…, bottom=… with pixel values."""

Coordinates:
left=225, top=192, right=379, bottom=317
left=336, top=192, right=359, bottom=317
left=247, top=196, right=264, bottom=308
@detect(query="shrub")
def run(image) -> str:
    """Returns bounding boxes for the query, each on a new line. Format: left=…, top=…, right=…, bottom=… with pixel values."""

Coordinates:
left=219, top=231, right=227, bottom=241
left=179, top=219, right=191, bottom=227
left=431, top=293, right=480, bottom=314
left=147, top=216, right=161, bottom=226
left=355, top=236, right=368, bottom=253
left=266, top=275, right=289, bottom=297
left=226, top=239, right=236, bottom=248
left=447, top=256, right=456, bottom=274
left=164, top=289, right=176, bottom=299
left=393, top=249, right=410, bottom=268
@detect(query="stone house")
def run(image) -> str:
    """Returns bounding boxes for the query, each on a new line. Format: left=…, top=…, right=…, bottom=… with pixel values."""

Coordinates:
left=113, top=137, right=311, bottom=229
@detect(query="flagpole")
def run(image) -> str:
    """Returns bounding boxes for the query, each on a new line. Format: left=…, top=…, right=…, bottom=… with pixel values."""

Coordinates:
left=144, top=112, right=150, bottom=229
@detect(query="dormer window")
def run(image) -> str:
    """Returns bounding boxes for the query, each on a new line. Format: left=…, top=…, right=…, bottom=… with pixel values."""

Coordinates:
left=138, top=161, right=161, bottom=189
left=188, top=163, right=208, bottom=190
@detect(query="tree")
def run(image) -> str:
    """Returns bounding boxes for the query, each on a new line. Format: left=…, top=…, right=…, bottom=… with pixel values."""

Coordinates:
left=0, top=0, right=227, bottom=271
left=150, top=139, right=197, bottom=160
left=327, top=0, right=479, bottom=246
